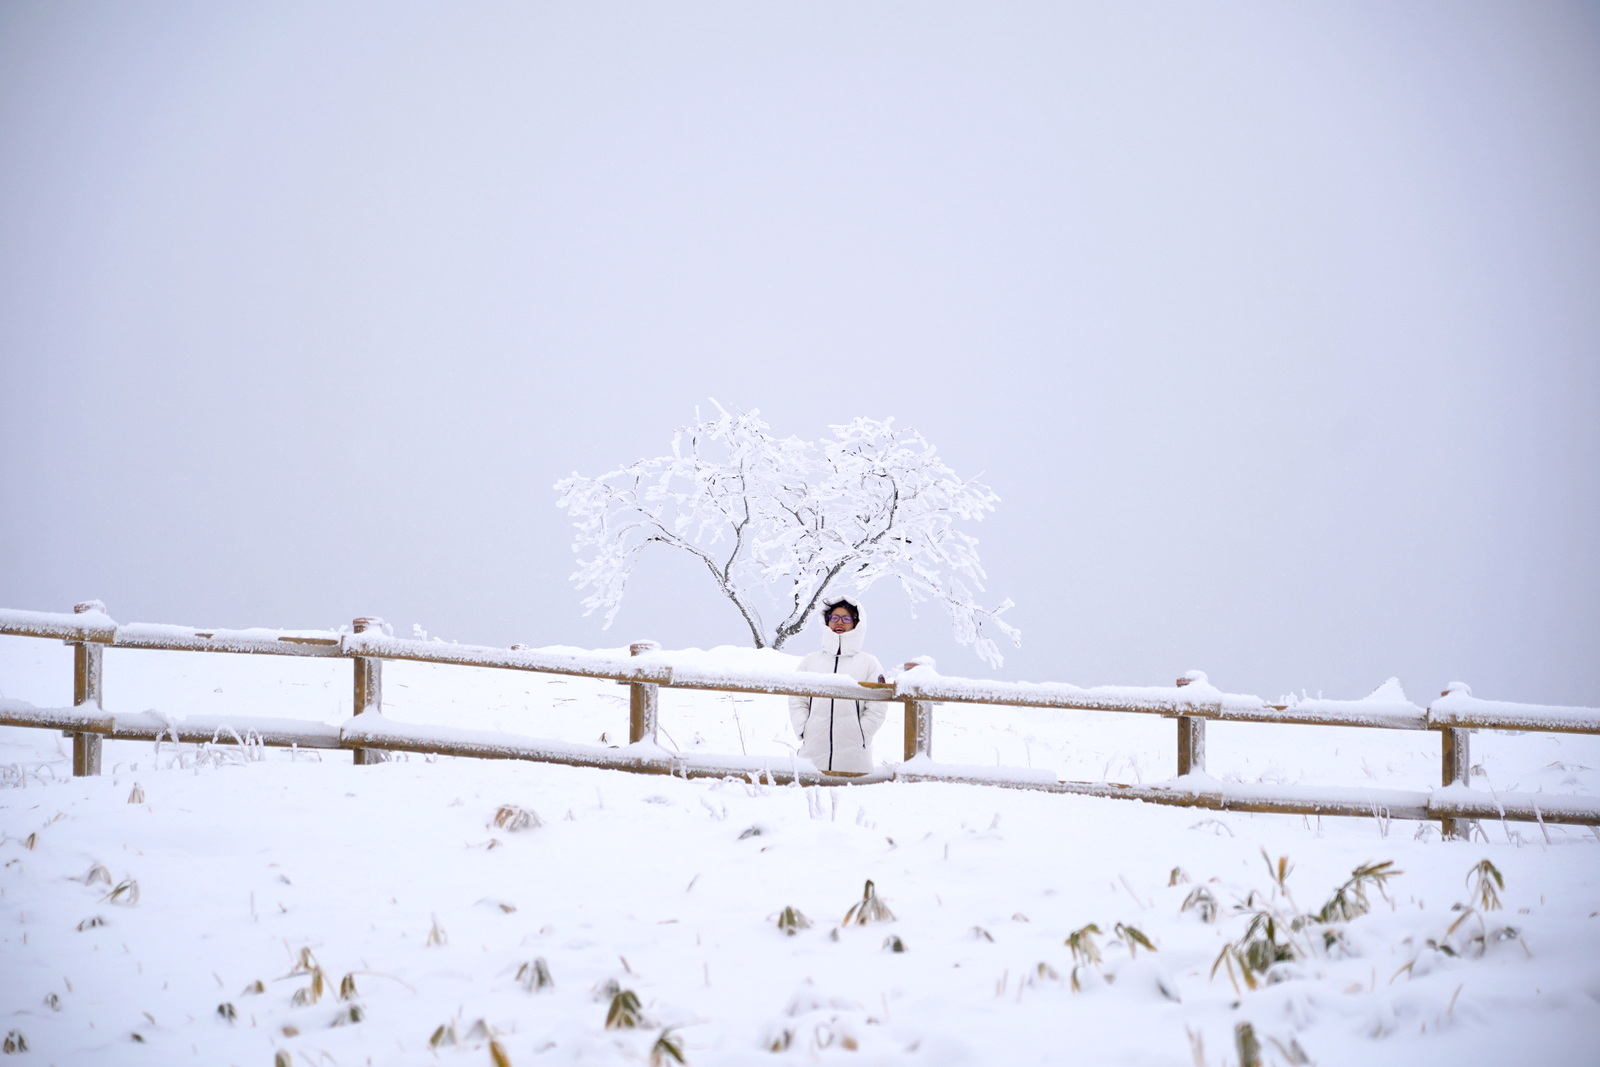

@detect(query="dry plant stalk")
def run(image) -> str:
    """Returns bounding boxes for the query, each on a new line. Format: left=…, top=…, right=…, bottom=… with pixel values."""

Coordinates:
left=3, top=1030, right=28, bottom=1054
left=429, top=1023, right=458, bottom=1048
left=103, top=879, right=139, bottom=906
left=1235, top=1022, right=1262, bottom=1067
left=650, top=1028, right=687, bottom=1065
left=127, top=783, right=145, bottom=804
left=842, top=880, right=895, bottom=925
left=290, top=968, right=327, bottom=1007
left=1269, top=1036, right=1312, bottom=1064
left=1312, top=861, right=1400, bottom=923
left=776, top=907, right=811, bottom=936
left=1468, top=859, right=1504, bottom=911
left=80, top=863, right=113, bottom=886
left=338, top=974, right=358, bottom=1001
left=1262, top=852, right=1294, bottom=892
left=1181, top=886, right=1218, bottom=923
left=1114, top=923, right=1157, bottom=956
left=426, top=915, right=447, bottom=946
left=882, top=935, right=907, bottom=953
left=1065, top=923, right=1103, bottom=992
left=493, top=805, right=543, bottom=832
left=1435, top=862, right=1517, bottom=959
left=490, top=1038, right=512, bottom=1067
left=1212, top=908, right=1296, bottom=993
left=517, top=958, right=554, bottom=992
left=216, top=1002, right=236, bottom=1023
left=605, top=989, right=645, bottom=1029
left=1211, top=857, right=1403, bottom=993
left=1064, top=924, right=1102, bottom=966
left=274, top=1050, right=292, bottom=1067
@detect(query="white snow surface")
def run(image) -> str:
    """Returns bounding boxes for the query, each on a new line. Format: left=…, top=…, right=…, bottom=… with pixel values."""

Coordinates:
left=3, top=636, right=1599, bottom=1065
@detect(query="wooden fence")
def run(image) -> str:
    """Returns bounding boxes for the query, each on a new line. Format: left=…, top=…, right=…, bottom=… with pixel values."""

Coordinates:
left=3, top=602, right=1598, bottom=840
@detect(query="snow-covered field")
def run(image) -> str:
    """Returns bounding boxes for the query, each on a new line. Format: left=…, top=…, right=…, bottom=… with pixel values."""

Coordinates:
left=3, top=635, right=1598, bottom=1065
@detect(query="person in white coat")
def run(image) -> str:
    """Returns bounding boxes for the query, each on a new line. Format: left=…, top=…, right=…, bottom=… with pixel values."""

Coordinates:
left=789, top=596, right=887, bottom=775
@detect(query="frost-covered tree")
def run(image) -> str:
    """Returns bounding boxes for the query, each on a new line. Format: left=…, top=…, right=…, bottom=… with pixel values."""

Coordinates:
left=554, top=403, right=1021, bottom=667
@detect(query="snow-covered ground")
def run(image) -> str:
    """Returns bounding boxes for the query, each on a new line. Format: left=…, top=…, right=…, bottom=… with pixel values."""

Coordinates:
left=2, top=635, right=1598, bottom=1065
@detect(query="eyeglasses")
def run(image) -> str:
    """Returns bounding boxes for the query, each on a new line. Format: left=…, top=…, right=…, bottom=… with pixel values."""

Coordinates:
left=826, top=614, right=856, bottom=623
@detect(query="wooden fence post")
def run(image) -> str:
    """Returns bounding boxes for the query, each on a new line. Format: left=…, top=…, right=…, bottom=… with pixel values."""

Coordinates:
left=70, top=600, right=104, bottom=777
left=1176, top=717, right=1206, bottom=777
left=1440, top=727, right=1473, bottom=840
left=628, top=641, right=660, bottom=744
left=1174, top=673, right=1205, bottom=777
left=351, top=617, right=385, bottom=765
left=902, top=699, right=933, bottom=761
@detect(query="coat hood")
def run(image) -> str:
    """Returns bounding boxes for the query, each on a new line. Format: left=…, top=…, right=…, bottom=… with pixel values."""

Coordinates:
left=817, top=594, right=867, bottom=655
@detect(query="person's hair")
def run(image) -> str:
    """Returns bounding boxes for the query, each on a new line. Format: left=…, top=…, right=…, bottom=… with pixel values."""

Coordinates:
left=824, top=599, right=860, bottom=621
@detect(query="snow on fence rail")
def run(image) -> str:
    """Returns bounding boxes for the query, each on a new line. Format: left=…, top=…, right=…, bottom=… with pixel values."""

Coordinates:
left=3, top=603, right=1598, bottom=837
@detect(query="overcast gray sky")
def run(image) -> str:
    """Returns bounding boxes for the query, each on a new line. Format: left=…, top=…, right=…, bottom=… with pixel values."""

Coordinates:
left=2, top=2, right=1597, bottom=705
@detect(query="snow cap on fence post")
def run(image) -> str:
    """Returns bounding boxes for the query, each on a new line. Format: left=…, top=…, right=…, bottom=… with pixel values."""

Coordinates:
left=69, top=600, right=105, bottom=776
left=628, top=641, right=661, bottom=745
left=351, top=617, right=386, bottom=765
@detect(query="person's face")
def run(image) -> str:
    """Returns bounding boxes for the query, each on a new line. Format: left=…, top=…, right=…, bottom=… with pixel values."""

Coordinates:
left=826, top=609, right=856, bottom=632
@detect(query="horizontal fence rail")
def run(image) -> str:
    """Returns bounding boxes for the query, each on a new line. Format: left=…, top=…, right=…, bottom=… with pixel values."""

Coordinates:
left=3, top=603, right=1598, bottom=838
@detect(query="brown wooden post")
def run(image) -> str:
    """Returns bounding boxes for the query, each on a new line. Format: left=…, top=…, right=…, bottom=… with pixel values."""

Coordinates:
left=70, top=600, right=105, bottom=776
left=1173, top=673, right=1205, bottom=777
left=1176, top=716, right=1206, bottom=777
left=1440, top=726, right=1472, bottom=840
left=902, top=699, right=933, bottom=761
left=351, top=617, right=385, bottom=765
left=628, top=641, right=660, bottom=744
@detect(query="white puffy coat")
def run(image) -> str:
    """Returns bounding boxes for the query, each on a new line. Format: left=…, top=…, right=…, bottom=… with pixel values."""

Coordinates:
left=788, top=602, right=886, bottom=774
